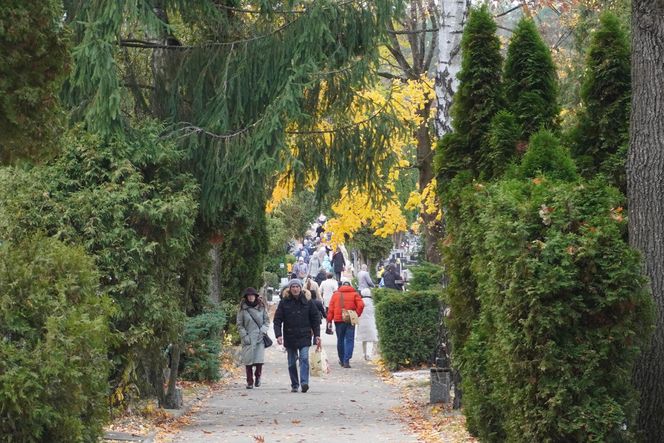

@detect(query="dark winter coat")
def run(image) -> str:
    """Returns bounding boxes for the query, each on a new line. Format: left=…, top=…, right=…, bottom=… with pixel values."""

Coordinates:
left=274, top=290, right=321, bottom=349
left=383, top=269, right=404, bottom=290
left=332, top=251, right=345, bottom=273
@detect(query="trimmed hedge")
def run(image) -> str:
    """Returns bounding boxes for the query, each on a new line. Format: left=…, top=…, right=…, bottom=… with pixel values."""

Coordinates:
left=375, top=289, right=442, bottom=370
left=408, top=262, right=444, bottom=291
left=0, top=236, right=113, bottom=442
left=180, top=310, right=227, bottom=382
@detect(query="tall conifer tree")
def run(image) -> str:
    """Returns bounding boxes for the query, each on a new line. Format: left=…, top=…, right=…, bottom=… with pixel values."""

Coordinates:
left=435, top=5, right=503, bottom=183
left=570, top=12, right=630, bottom=191
left=503, top=18, right=559, bottom=140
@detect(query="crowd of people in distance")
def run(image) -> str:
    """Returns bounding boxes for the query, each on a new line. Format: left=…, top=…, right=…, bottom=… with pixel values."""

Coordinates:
left=237, top=215, right=412, bottom=392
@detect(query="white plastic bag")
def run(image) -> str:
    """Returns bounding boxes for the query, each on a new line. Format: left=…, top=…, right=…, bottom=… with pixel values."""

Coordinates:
left=310, top=346, right=330, bottom=376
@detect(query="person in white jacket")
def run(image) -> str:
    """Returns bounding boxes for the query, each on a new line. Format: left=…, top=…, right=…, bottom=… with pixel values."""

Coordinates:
left=319, top=272, right=339, bottom=308
left=356, top=288, right=378, bottom=360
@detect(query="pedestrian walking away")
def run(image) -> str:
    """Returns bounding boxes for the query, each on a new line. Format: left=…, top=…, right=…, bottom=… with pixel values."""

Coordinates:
left=327, top=282, right=364, bottom=368
left=357, top=288, right=378, bottom=360
left=236, top=287, right=270, bottom=389
left=274, top=279, right=322, bottom=393
left=319, top=272, right=339, bottom=308
left=356, top=263, right=376, bottom=291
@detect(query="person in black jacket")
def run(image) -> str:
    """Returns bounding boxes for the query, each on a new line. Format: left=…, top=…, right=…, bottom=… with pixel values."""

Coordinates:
left=274, top=279, right=322, bottom=393
left=382, top=264, right=404, bottom=291
left=332, top=247, right=345, bottom=282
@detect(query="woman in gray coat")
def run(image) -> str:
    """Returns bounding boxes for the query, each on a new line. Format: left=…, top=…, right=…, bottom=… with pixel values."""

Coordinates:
left=236, top=287, right=270, bottom=389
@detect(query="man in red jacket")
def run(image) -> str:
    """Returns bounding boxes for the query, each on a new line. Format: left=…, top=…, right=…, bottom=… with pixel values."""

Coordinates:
left=326, top=281, right=364, bottom=368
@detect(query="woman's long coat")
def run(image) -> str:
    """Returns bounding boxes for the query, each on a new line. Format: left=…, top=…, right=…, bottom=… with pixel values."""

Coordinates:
left=356, top=296, right=378, bottom=342
left=236, top=302, right=270, bottom=365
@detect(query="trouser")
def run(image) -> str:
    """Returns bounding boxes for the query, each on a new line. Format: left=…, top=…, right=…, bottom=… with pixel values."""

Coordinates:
left=245, top=363, right=263, bottom=385
left=286, top=346, right=310, bottom=388
left=362, top=341, right=377, bottom=358
left=334, top=271, right=342, bottom=282
left=334, top=321, right=355, bottom=364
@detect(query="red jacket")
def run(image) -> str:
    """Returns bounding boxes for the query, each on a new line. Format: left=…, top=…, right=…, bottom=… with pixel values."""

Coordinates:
left=327, top=285, right=365, bottom=322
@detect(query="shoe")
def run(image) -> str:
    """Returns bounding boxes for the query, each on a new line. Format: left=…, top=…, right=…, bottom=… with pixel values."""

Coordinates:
left=301, top=384, right=309, bottom=393
left=343, top=363, right=351, bottom=368
left=291, top=387, right=298, bottom=393
left=254, top=378, right=261, bottom=387
left=246, top=384, right=253, bottom=389
left=364, top=355, right=369, bottom=361
left=338, top=360, right=344, bottom=367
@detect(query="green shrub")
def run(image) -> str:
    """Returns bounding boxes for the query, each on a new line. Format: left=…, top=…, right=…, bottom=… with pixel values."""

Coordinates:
left=570, top=12, right=630, bottom=192
left=461, top=177, right=653, bottom=442
left=503, top=18, right=559, bottom=140
left=0, top=236, right=113, bottom=442
left=375, top=290, right=442, bottom=370
left=180, top=311, right=227, bottom=382
left=517, top=130, right=578, bottom=181
left=263, top=271, right=279, bottom=289
left=408, top=262, right=444, bottom=291
left=0, top=125, right=199, bottom=403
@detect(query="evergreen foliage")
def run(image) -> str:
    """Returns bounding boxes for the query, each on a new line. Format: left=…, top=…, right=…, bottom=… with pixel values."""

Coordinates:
left=218, top=209, right=269, bottom=304
left=570, top=12, right=630, bottom=191
left=408, top=262, right=445, bottom=291
left=516, top=130, right=578, bottom=181
left=0, top=124, right=199, bottom=404
left=461, top=176, right=652, bottom=442
left=503, top=18, right=559, bottom=140
left=0, top=236, right=112, bottom=442
left=374, top=289, right=443, bottom=370
left=180, top=310, right=226, bottom=382
left=435, top=6, right=503, bottom=182
left=487, top=110, right=520, bottom=178
left=0, top=0, right=69, bottom=164
left=62, top=0, right=404, bottom=226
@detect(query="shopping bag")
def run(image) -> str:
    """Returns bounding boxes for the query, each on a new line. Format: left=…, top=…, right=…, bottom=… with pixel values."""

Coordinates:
left=310, top=346, right=323, bottom=377
left=319, top=346, right=331, bottom=374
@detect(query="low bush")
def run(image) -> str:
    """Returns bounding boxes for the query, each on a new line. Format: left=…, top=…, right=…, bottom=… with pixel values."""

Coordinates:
left=180, top=310, right=227, bottom=382
left=408, top=262, right=444, bottom=291
left=375, top=290, right=442, bottom=370
left=0, top=236, right=113, bottom=442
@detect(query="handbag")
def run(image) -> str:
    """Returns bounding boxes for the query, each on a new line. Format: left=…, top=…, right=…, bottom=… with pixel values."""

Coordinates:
left=340, top=292, right=360, bottom=326
left=247, top=308, right=272, bottom=348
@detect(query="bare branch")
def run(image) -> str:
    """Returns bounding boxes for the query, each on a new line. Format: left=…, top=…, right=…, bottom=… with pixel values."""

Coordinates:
left=494, top=4, right=522, bottom=18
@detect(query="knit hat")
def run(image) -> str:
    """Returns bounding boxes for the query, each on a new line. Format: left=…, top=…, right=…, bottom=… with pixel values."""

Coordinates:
left=287, top=278, right=302, bottom=288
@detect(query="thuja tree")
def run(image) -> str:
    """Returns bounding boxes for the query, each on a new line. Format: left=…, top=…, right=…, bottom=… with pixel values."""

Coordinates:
left=0, top=125, right=199, bottom=407
left=502, top=18, right=559, bottom=141
left=570, top=12, right=630, bottom=192
left=461, top=137, right=653, bottom=441
left=0, top=0, right=69, bottom=164
left=433, top=6, right=503, bottom=407
left=435, top=5, right=504, bottom=184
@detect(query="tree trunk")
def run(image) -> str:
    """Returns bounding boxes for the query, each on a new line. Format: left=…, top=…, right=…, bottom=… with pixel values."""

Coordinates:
left=163, top=343, right=183, bottom=409
left=150, top=1, right=178, bottom=119
left=209, top=244, right=221, bottom=304
left=628, top=2, right=664, bottom=441
left=416, top=100, right=443, bottom=263
left=434, top=0, right=470, bottom=138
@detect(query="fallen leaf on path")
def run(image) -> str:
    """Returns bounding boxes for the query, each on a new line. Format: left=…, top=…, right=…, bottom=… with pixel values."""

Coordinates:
left=253, top=436, right=265, bottom=442
left=291, top=419, right=301, bottom=424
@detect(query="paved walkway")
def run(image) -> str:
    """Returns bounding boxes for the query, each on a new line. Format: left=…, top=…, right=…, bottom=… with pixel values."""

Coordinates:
left=170, top=329, right=420, bottom=442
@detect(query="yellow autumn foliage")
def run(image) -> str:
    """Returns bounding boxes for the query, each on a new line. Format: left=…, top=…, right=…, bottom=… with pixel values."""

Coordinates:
left=267, top=72, right=439, bottom=242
